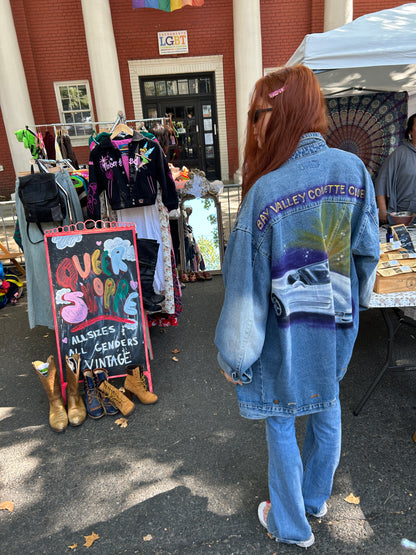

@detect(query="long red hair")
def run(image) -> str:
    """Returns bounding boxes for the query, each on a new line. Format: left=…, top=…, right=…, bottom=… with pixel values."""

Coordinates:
left=242, top=65, right=328, bottom=199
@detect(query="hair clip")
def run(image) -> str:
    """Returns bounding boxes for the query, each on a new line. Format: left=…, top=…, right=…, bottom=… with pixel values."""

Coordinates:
left=269, top=86, right=286, bottom=99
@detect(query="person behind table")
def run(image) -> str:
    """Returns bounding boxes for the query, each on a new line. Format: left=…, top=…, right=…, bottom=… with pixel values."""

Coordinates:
left=375, top=113, right=416, bottom=224
left=214, top=65, right=379, bottom=548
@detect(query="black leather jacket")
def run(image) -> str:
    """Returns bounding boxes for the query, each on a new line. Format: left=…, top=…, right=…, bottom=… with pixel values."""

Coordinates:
left=87, top=131, right=178, bottom=219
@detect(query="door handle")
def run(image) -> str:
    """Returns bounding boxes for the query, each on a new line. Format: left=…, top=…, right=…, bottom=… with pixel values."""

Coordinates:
left=196, top=124, right=199, bottom=132
left=214, top=124, right=217, bottom=135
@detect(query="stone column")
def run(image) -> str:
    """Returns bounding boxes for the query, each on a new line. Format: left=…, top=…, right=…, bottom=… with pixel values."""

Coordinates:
left=0, top=0, right=36, bottom=174
left=233, top=0, right=263, bottom=180
left=81, top=0, right=125, bottom=122
left=324, top=0, right=353, bottom=31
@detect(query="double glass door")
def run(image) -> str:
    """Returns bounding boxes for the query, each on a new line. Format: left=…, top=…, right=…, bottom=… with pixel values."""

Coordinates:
left=140, top=73, right=220, bottom=180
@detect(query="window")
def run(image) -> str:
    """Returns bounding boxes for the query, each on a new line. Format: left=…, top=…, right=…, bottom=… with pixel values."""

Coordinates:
left=142, top=76, right=213, bottom=98
left=54, top=81, right=94, bottom=145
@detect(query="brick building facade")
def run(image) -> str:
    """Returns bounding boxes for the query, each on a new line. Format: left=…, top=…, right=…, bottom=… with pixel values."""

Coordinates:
left=0, top=0, right=407, bottom=198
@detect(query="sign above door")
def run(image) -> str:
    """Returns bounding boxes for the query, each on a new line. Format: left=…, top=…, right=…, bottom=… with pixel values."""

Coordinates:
left=158, top=30, right=188, bottom=55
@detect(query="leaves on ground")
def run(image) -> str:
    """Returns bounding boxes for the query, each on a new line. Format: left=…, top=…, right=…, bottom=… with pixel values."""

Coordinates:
left=171, top=348, right=180, bottom=354
left=115, top=417, right=128, bottom=428
left=0, top=501, right=14, bottom=512
left=344, top=493, right=360, bottom=505
left=84, top=531, right=99, bottom=547
left=143, top=534, right=153, bottom=541
left=172, top=356, right=179, bottom=362
left=68, top=544, right=77, bottom=550
left=413, top=430, right=416, bottom=443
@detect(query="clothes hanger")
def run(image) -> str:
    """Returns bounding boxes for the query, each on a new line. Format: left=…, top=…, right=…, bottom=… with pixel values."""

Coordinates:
left=110, top=122, right=134, bottom=140
left=25, top=125, right=36, bottom=137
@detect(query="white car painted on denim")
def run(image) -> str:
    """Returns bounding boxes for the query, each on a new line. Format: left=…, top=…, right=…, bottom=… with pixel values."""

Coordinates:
left=271, top=260, right=352, bottom=323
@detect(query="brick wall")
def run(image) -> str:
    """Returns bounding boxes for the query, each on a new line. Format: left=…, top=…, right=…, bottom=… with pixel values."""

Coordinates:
left=261, top=0, right=325, bottom=69
left=109, top=0, right=238, bottom=177
left=13, top=0, right=93, bottom=126
left=0, top=0, right=95, bottom=197
left=0, top=0, right=410, bottom=197
left=354, top=0, right=406, bottom=18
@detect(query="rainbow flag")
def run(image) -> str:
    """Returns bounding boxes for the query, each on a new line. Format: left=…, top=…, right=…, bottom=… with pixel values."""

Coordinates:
left=132, top=0, right=204, bottom=11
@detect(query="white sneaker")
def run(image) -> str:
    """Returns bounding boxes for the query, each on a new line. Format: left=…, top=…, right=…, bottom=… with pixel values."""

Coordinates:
left=308, top=502, right=328, bottom=518
left=258, top=501, right=315, bottom=548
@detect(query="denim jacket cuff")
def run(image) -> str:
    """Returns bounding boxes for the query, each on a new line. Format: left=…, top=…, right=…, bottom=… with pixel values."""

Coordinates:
left=217, top=353, right=253, bottom=384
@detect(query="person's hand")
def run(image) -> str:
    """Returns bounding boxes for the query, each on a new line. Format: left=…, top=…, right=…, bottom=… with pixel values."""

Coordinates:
left=220, top=369, right=242, bottom=385
left=379, top=211, right=388, bottom=225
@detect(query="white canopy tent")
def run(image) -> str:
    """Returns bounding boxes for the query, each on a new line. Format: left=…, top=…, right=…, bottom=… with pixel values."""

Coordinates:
left=287, top=3, right=416, bottom=103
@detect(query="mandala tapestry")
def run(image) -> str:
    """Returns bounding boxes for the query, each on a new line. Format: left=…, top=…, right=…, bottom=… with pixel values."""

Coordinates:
left=326, top=92, right=408, bottom=180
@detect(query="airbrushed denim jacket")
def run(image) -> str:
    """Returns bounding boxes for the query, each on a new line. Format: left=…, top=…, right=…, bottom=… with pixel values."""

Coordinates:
left=215, top=133, right=380, bottom=418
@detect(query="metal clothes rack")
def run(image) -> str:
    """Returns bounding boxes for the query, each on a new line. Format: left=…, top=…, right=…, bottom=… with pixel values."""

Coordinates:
left=32, top=114, right=164, bottom=138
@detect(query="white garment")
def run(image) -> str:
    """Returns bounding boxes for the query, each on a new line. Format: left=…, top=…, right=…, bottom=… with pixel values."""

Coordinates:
left=116, top=204, right=165, bottom=293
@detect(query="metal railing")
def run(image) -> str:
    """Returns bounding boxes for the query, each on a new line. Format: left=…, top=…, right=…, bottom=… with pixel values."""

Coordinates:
left=218, top=183, right=242, bottom=245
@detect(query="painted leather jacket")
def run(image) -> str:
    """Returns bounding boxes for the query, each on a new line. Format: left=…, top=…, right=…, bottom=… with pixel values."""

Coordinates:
left=87, top=131, right=178, bottom=219
left=215, top=133, right=379, bottom=418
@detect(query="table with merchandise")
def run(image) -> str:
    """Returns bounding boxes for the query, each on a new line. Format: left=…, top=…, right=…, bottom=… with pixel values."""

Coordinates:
left=354, top=226, right=416, bottom=415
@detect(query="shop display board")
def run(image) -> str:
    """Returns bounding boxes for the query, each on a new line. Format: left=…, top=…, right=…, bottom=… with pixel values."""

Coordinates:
left=44, top=221, right=151, bottom=391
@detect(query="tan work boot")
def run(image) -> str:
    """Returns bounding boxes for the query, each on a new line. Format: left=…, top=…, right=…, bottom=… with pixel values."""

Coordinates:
left=65, top=354, right=87, bottom=426
left=97, top=380, right=135, bottom=417
left=124, top=365, right=158, bottom=404
left=32, top=356, right=68, bottom=433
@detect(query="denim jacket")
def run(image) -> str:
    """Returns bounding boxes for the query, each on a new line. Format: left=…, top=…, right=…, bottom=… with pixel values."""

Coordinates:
left=215, top=133, right=379, bottom=418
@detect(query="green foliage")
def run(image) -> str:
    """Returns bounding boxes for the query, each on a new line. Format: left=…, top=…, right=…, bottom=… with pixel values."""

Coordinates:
left=197, top=236, right=221, bottom=270
left=202, top=199, right=219, bottom=247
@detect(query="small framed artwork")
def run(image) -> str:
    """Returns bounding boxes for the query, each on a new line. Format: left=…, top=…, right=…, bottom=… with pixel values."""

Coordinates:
left=202, top=104, right=212, bottom=118
left=204, top=132, right=214, bottom=145
left=203, top=119, right=212, bottom=131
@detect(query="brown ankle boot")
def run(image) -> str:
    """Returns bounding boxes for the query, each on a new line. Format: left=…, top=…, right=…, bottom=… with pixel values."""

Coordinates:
left=97, top=380, right=135, bottom=417
left=124, top=365, right=158, bottom=404
left=65, top=354, right=87, bottom=426
left=32, top=356, right=68, bottom=433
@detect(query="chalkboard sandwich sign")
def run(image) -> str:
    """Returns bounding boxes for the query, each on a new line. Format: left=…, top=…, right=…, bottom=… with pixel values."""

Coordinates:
left=44, top=221, right=151, bottom=392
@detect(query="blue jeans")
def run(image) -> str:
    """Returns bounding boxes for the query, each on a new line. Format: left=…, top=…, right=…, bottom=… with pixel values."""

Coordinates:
left=265, top=394, right=341, bottom=544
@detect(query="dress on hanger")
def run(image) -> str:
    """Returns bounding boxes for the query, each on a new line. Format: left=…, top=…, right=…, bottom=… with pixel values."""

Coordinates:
left=15, top=170, right=84, bottom=329
left=88, top=132, right=178, bottom=313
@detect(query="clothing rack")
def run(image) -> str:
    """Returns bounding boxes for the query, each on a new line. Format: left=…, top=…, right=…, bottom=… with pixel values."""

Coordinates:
left=35, top=158, right=77, bottom=172
left=32, top=116, right=164, bottom=137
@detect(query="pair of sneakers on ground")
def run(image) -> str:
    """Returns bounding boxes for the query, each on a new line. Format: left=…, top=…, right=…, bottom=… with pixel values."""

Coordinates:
left=258, top=500, right=328, bottom=548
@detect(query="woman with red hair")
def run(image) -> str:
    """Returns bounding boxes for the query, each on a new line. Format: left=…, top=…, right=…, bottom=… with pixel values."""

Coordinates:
left=215, top=65, right=379, bottom=548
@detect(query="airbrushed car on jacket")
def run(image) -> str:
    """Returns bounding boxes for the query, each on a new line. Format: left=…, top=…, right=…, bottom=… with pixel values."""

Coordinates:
left=271, top=260, right=352, bottom=323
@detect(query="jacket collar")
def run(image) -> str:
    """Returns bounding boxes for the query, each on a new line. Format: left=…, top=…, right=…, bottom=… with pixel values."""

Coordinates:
left=290, top=133, right=327, bottom=161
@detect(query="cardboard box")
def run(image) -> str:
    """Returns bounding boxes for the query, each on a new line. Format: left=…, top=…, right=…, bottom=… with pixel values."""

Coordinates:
left=374, top=272, right=416, bottom=294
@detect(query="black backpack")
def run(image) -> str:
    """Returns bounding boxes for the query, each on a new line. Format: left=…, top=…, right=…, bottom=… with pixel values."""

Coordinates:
left=18, top=168, right=67, bottom=244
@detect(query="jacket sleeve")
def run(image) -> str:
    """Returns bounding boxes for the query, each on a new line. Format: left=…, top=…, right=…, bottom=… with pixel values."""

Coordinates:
left=87, top=151, right=104, bottom=220
left=154, top=142, right=179, bottom=211
left=214, top=222, right=271, bottom=383
left=353, top=169, right=380, bottom=308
